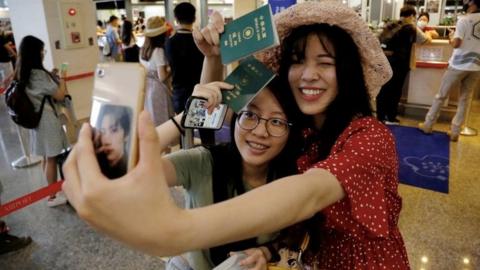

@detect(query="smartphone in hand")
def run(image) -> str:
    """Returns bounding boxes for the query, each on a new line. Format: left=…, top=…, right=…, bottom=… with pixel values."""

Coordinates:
left=90, top=63, right=145, bottom=179
left=181, top=97, right=228, bottom=130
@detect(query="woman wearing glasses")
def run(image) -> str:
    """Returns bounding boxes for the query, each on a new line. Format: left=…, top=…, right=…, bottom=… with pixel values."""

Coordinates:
left=154, top=77, right=301, bottom=270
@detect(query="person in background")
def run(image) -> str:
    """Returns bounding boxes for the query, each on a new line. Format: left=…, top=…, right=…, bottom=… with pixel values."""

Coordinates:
left=96, top=20, right=105, bottom=35
left=140, top=16, right=174, bottom=130
left=62, top=2, right=410, bottom=269
left=419, top=0, right=480, bottom=141
left=17, top=36, right=68, bottom=207
left=134, top=17, right=145, bottom=34
left=0, top=182, right=32, bottom=255
left=0, top=221, right=32, bottom=255
left=417, top=12, right=439, bottom=39
left=376, top=5, right=431, bottom=125
left=105, top=15, right=122, bottom=62
left=165, top=2, right=214, bottom=145
left=0, top=31, right=16, bottom=89
left=121, top=20, right=139, bottom=63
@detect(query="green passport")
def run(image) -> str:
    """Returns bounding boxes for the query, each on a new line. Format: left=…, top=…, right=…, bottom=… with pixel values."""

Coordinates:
left=223, top=57, right=276, bottom=113
left=220, top=4, right=279, bottom=65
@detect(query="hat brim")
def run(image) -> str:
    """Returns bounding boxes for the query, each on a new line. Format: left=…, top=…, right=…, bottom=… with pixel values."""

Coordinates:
left=144, top=25, right=168, bottom=37
left=256, top=1, right=392, bottom=97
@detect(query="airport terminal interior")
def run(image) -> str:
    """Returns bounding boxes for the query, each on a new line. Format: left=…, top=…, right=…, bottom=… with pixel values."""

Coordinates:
left=0, top=0, right=479, bottom=269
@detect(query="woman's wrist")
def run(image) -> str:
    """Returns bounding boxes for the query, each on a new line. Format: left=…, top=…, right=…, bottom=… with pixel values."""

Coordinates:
left=170, top=115, right=184, bottom=135
left=259, top=246, right=272, bottom=262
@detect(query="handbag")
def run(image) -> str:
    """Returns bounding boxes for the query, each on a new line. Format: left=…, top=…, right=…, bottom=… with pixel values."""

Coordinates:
left=57, top=94, right=79, bottom=145
left=268, top=233, right=310, bottom=270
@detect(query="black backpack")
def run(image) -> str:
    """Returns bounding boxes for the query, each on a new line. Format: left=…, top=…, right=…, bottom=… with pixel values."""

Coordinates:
left=5, top=80, right=50, bottom=129
left=378, top=20, right=403, bottom=51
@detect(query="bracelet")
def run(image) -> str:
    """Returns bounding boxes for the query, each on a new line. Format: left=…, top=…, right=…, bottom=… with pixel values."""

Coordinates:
left=170, top=116, right=185, bottom=136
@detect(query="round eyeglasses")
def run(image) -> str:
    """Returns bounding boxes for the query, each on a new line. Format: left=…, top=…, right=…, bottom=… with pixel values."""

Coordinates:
left=237, top=111, right=292, bottom=137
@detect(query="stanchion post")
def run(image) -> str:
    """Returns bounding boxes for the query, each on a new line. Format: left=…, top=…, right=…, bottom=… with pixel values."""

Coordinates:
left=460, top=94, right=478, bottom=136
left=181, top=128, right=194, bottom=150
left=11, top=125, right=42, bottom=168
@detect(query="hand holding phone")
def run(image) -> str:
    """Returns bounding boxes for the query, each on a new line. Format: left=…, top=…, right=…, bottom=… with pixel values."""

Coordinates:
left=181, top=81, right=233, bottom=130
left=90, top=63, right=146, bottom=179
left=190, top=81, right=234, bottom=114
left=60, top=62, right=68, bottom=78
left=182, top=97, right=227, bottom=130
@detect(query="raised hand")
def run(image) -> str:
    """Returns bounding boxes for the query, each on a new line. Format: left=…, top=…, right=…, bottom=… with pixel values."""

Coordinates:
left=193, top=11, right=224, bottom=57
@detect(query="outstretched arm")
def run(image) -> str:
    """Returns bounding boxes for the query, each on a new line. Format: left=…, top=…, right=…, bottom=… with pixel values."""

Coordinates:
left=63, top=112, right=344, bottom=257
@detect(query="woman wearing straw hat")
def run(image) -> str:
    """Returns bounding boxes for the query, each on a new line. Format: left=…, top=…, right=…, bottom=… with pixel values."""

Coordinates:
left=63, top=1, right=410, bottom=269
left=140, top=16, right=174, bottom=128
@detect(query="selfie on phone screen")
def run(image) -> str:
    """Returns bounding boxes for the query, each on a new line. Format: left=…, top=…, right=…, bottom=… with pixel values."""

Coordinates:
left=182, top=97, right=227, bottom=130
left=91, top=101, right=133, bottom=179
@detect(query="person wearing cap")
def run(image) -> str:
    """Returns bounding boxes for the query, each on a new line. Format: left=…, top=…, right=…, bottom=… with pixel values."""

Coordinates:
left=62, top=1, right=409, bottom=269
left=419, top=0, right=480, bottom=141
left=140, top=16, right=174, bottom=130
left=105, top=15, right=122, bottom=61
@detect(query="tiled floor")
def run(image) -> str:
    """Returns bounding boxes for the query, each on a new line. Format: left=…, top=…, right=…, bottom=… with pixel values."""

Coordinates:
left=397, top=101, right=480, bottom=270
left=0, top=94, right=479, bottom=269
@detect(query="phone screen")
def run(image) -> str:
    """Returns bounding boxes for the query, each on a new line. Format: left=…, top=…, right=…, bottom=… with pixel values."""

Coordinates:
left=90, top=100, right=133, bottom=179
left=182, top=98, right=227, bottom=130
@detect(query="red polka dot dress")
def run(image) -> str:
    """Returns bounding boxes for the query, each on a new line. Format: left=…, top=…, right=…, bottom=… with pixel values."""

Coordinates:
left=297, top=117, right=410, bottom=269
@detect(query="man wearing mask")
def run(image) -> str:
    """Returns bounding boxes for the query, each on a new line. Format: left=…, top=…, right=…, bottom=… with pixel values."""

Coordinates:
left=417, top=12, right=440, bottom=39
left=419, top=0, right=480, bottom=141
left=377, top=5, right=432, bottom=125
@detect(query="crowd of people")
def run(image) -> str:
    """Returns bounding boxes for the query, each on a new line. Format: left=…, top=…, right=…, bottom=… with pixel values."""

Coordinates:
left=99, top=3, right=213, bottom=146
left=2, top=0, right=479, bottom=268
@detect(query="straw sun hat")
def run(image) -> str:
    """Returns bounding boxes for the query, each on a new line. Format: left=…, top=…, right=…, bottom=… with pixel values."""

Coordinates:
left=144, top=16, right=168, bottom=37
left=257, top=0, right=392, bottom=97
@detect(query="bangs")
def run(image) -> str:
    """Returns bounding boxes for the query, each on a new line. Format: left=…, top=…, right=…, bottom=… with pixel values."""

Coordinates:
left=288, top=24, right=336, bottom=61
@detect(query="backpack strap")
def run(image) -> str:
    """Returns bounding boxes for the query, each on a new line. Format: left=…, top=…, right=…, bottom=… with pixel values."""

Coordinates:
left=45, top=96, right=58, bottom=117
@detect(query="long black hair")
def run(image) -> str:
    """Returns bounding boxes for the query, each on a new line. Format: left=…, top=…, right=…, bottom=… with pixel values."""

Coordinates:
left=207, top=76, right=303, bottom=265
left=278, top=23, right=372, bottom=160
left=14, top=35, right=51, bottom=88
left=270, top=24, right=374, bottom=260
left=121, top=20, right=134, bottom=46
left=140, top=33, right=166, bottom=62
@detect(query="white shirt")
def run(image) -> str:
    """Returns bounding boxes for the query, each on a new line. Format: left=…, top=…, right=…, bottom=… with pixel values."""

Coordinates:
left=449, top=13, right=480, bottom=71
left=139, top=47, right=167, bottom=71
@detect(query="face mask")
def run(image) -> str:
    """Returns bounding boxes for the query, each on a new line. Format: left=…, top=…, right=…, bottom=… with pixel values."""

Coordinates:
left=417, top=21, right=427, bottom=29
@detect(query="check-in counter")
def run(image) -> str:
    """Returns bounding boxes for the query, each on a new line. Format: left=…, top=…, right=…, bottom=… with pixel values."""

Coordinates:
left=403, top=39, right=459, bottom=118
